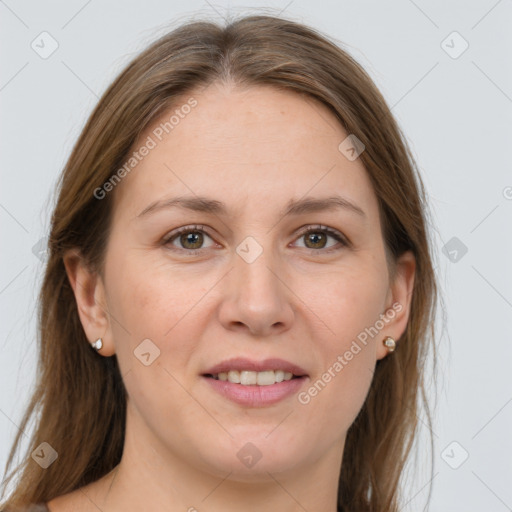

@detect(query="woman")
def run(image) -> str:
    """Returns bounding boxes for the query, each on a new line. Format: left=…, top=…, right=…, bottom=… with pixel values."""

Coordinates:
left=1, top=13, right=439, bottom=512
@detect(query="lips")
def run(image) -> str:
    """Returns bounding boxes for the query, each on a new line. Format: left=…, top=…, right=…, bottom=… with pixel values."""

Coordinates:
left=202, top=357, right=308, bottom=378
left=201, top=357, right=309, bottom=406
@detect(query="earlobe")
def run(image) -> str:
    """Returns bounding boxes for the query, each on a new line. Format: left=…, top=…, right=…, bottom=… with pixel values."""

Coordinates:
left=63, top=249, right=115, bottom=356
left=376, top=250, right=416, bottom=361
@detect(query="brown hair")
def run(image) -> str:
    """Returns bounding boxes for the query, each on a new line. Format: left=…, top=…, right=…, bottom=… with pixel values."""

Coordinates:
left=1, top=13, right=439, bottom=512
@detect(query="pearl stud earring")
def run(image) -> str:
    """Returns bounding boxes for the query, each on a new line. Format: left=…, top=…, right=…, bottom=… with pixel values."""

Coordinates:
left=383, top=336, right=396, bottom=353
left=91, top=338, right=103, bottom=351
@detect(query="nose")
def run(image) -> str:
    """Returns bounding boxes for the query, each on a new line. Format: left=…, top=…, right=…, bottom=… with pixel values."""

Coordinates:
left=217, top=243, right=295, bottom=337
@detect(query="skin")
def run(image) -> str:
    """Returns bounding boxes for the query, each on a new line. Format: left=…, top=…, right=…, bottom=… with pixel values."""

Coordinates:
left=51, top=81, right=415, bottom=512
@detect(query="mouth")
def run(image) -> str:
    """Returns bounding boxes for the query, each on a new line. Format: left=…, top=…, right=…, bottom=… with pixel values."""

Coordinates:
left=202, top=357, right=308, bottom=385
left=203, top=369, right=303, bottom=386
left=201, top=358, right=309, bottom=407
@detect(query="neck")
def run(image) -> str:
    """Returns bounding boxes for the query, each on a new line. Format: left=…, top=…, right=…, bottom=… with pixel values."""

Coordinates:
left=81, top=407, right=344, bottom=512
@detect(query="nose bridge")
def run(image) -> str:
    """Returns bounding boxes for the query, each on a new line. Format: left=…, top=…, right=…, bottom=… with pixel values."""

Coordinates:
left=218, top=234, right=294, bottom=335
left=234, top=235, right=282, bottom=308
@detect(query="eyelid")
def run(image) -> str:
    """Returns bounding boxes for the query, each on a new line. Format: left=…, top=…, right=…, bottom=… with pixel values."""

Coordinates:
left=162, top=224, right=209, bottom=243
left=292, top=224, right=350, bottom=251
left=162, top=224, right=349, bottom=254
left=294, top=224, right=348, bottom=242
left=161, top=224, right=216, bottom=250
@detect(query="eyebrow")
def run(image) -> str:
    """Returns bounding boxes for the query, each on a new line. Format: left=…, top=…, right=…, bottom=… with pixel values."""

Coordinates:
left=137, top=194, right=366, bottom=219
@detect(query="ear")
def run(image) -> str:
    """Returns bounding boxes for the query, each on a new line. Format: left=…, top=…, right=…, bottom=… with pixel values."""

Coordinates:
left=63, top=249, right=115, bottom=356
left=376, top=250, right=416, bottom=361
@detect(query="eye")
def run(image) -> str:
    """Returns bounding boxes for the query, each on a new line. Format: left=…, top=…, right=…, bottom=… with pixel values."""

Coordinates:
left=162, top=224, right=349, bottom=256
left=293, top=225, right=348, bottom=253
left=162, top=225, right=215, bottom=253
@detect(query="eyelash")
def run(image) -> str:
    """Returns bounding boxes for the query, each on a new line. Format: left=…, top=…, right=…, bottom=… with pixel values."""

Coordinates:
left=162, top=224, right=349, bottom=256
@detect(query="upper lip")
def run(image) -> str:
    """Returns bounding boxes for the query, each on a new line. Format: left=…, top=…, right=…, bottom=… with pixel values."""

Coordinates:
left=203, top=357, right=308, bottom=377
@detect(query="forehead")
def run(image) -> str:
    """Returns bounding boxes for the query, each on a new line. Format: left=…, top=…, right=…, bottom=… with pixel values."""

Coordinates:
left=111, top=82, right=379, bottom=223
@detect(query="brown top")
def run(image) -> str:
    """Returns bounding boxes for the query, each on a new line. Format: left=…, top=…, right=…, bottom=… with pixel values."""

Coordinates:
left=1, top=504, right=49, bottom=512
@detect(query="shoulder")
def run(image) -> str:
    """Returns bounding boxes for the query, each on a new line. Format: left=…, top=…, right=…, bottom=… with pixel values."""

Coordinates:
left=1, top=505, right=49, bottom=512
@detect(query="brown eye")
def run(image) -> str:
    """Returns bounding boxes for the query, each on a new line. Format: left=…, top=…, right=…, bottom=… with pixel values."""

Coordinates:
left=294, top=226, right=348, bottom=253
left=303, top=231, right=328, bottom=249
left=179, top=231, right=204, bottom=250
left=163, top=225, right=215, bottom=253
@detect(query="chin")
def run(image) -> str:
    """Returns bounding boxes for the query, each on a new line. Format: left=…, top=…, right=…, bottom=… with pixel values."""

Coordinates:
left=193, top=434, right=307, bottom=481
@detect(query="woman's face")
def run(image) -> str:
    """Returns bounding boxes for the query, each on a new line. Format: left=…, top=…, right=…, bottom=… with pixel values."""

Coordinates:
left=69, top=82, right=414, bottom=481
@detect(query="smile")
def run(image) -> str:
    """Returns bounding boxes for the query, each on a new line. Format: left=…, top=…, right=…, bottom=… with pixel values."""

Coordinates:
left=206, top=369, right=298, bottom=386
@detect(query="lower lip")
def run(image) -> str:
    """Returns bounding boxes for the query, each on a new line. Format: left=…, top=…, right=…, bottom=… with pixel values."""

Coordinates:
left=202, top=376, right=308, bottom=407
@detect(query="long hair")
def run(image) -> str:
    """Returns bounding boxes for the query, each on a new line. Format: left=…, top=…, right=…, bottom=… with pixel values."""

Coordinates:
left=1, top=13, right=439, bottom=511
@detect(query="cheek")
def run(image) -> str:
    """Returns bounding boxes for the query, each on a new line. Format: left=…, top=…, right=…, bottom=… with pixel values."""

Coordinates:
left=103, top=256, right=203, bottom=391
left=315, top=262, right=388, bottom=346
left=106, top=249, right=206, bottom=339
left=296, top=265, right=387, bottom=428
left=104, top=257, right=209, bottom=434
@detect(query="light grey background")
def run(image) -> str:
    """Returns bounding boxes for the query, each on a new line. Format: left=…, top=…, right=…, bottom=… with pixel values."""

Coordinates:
left=1, top=1, right=511, bottom=510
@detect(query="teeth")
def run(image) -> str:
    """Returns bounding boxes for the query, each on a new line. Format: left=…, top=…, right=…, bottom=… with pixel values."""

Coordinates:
left=213, top=370, right=295, bottom=386
left=274, top=370, right=285, bottom=383
left=227, top=370, right=240, bottom=383
left=241, top=370, right=257, bottom=385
